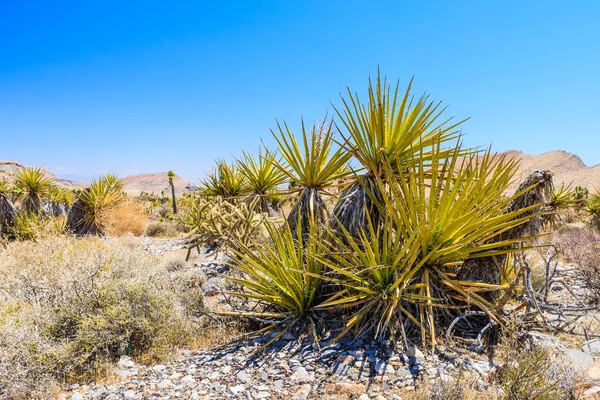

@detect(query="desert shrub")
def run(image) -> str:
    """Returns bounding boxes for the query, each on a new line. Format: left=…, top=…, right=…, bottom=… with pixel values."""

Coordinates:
left=554, top=227, right=600, bottom=303
left=0, top=237, right=196, bottom=397
left=145, top=220, right=181, bottom=237
left=11, top=211, right=44, bottom=241
left=497, top=345, right=579, bottom=400
left=104, top=199, right=149, bottom=236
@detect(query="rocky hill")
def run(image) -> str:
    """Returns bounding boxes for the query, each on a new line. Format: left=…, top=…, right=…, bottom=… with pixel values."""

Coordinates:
left=2, top=150, right=598, bottom=196
left=501, top=150, right=600, bottom=191
left=0, top=160, right=84, bottom=189
left=120, top=172, right=191, bottom=196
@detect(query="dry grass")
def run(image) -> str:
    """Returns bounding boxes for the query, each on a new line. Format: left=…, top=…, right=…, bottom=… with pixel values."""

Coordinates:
left=104, top=200, right=149, bottom=236
left=0, top=236, right=217, bottom=398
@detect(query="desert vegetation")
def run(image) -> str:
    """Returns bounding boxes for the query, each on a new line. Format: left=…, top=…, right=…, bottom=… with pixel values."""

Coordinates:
left=2, top=73, right=600, bottom=399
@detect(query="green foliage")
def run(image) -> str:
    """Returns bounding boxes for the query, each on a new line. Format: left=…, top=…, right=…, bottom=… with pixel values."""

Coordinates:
left=225, top=220, right=326, bottom=341
left=587, top=189, right=600, bottom=230
left=14, top=166, right=55, bottom=214
left=236, top=149, right=287, bottom=212
left=178, top=194, right=268, bottom=254
left=499, top=347, right=567, bottom=400
left=11, top=212, right=43, bottom=241
left=201, top=160, right=247, bottom=198
left=334, top=72, right=468, bottom=176
left=71, top=174, right=126, bottom=235
left=269, top=118, right=352, bottom=188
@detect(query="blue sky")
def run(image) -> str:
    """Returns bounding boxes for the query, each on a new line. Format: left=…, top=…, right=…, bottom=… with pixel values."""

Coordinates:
left=1, top=1, right=599, bottom=184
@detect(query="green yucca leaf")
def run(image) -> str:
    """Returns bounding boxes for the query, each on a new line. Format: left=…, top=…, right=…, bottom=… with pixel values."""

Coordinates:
left=224, top=219, right=326, bottom=339
left=269, top=118, right=352, bottom=188
left=333, top=72, right=471, bottom=176
left=236, top=149, right=286, bottom=194
left=14, top=166, right=55, bottom=213
left=201, top=160, right=247, bottom=198
left=74, top=174, right=125, bottom=234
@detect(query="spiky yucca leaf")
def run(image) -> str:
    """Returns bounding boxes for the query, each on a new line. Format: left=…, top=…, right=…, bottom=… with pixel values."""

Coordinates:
left=201, top=160, right=247, bottom=199
left=330, top=73, right=473, bottom=239
left=270, top=119, right=352, bottom=188
left=236, top=149, right=286, bottom=212
left=14, top=167, right=55, bottom=214
left=321, top=147, right=543, bottom=348
left=270, top=119, right=352, bottom=238
left=334, top=72, right=468, bottom=176
left=67, top=174, right=125, bottom=235
left=221, top=220, right=326, bottom=342
left=587, top=189, right=600, bottom=230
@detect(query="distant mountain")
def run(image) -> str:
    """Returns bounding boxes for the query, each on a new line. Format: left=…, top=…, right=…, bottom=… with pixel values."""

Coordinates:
left=0, top=160, right=84, bottom=189
left=2, top=150, right=598, bottom=197
left=500, top=150, right=600, bottom=190
left=120, top=172, right=190, bottom=196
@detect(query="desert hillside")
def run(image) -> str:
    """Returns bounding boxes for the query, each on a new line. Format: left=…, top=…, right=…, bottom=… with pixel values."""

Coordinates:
left=0, top=160, right=84, bottom=189
left=0, top=160, right=190, bottom=195
left=502, top=150, right=600, bottom=189
left=120, top=172, right=191, bottom=196
left=3, top=150, right=599, bottom=196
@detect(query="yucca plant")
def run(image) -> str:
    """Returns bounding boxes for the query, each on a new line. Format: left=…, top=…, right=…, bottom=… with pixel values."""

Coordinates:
left=66, top=174, right=125, bottom=235
left=14, top=166, right=55, bottom=214
left=542, top=183, right=577, bottom=228
left=201, top=160, right=247, bottom=200
left=43, top=186, right=74, bottom=217
left=587, top=189, right=600, bottom=230
left=269, top=118, right=351, bottom=239
left=330, top=73, right=468, bottom=238
left=221, top=219, right=327, bottom=345
left=318, top=147, right=544, bottom=348
left=0, top=180, right=17, bottom=236
left=236, top=149, right=287, bottom=213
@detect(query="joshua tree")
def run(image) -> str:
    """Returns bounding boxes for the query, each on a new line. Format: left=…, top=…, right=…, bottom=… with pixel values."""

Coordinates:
left=168, top=170, right=178, bottom=214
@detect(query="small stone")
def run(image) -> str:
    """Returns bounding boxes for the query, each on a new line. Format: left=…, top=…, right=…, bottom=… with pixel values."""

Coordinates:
left=237, top=370, right=251, bottom=383
left=273, top=379, right=284, bottom=390
left=157, top=379, right=173, bottom=389
left=358, top=395, right=370, bottom=400
left=123, top=391, right=136, bottom=398
left=290, top=366, right=314, bottom=381
left=153, top=364, right=167, bottom=372
left=583, top=339, right=600, bottom=356
left=71, top=393, right=83, bottom=400
left=222, top=365, right=232, bottom=374
left=169, top=372, right=182, bottom=380
left=563, top=348, right=595, bottom=372
left=230, top=384, right=246, bottom=395
left=326, top=382, right=367, bottom=394
left=254, top=391, right=271, bottom=399
left=260, top=371, right=269, bottom=381
left=374, top=360, right=395, bottom=375
left=291, top=384, right=312, bottom=400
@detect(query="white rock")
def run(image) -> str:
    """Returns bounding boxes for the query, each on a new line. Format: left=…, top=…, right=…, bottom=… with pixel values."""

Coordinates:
left=229, top=384, right=246, bottom=395
left=71, top=393, right=83, bottom=400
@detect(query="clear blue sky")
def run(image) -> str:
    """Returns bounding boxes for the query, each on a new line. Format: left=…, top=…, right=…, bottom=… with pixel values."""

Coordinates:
left=1, top=1, right=599, bottom=184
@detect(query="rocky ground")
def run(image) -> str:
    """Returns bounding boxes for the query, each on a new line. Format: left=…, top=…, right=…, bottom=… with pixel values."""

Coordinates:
left=52, top=238, right=600, bottom=400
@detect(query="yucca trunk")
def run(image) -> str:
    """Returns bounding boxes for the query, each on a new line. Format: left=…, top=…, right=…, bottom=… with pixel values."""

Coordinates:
left=329, top=177, right=383, bottom=240
left=457, top=170, right=554, bottom=298
left=42, top=201, right=67, bottom=218
left=170, top=184, right=178, bottom=215
left=21, top=195, right=42, bottom=215
left=287, top=187, right=327, bottom=240
left=0, top=195, right=17, bottom=236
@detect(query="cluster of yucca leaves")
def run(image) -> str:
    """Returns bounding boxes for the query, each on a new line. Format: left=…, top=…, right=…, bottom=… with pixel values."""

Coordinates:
left=67, top=174, right=126, bottom=235
left=205, top=73, right=550, bottom=349
left=0, top=167, right=78, bottom=239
